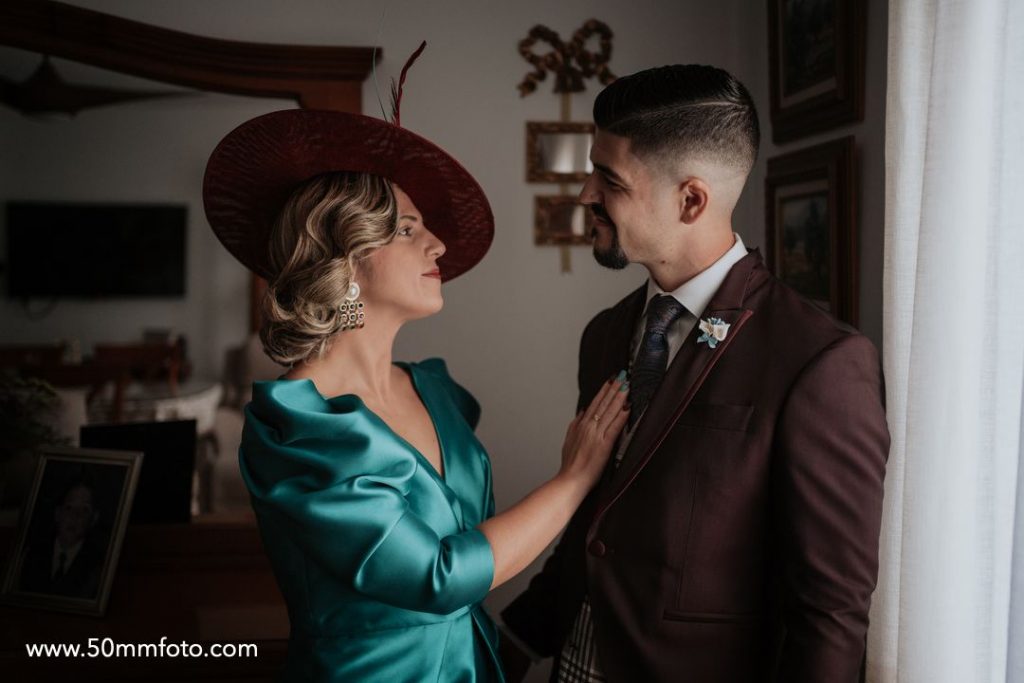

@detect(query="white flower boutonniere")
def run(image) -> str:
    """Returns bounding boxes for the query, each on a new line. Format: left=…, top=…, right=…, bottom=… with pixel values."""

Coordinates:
left=697, top=317, right=730, bottom=349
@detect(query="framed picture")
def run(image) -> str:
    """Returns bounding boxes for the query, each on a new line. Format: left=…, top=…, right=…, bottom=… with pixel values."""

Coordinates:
left=526, top=122, right=594, bottom=183
left=1, top=446, right=142, bottom=616
left=534, top=195, right=593, bottom=246
left=765, top=135, right=857, bottom=325
left=767, top=0, right=866, bottom=143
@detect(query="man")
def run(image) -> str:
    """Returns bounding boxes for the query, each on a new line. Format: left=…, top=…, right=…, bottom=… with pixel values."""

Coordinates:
left=502, top=64, right=889, bottom=682
left=19, top=476, right=104, bottom=599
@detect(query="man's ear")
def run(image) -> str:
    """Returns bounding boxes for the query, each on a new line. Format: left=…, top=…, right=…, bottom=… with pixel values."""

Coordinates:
left=678, top=178, right=710, bottom=224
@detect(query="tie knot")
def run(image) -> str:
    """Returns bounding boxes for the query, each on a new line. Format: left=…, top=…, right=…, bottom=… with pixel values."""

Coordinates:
left=644, top=295, right=687, bottom=335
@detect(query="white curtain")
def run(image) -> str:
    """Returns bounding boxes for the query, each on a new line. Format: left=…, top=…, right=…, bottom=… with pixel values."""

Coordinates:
left=870, top=0, right=1024, bottom=681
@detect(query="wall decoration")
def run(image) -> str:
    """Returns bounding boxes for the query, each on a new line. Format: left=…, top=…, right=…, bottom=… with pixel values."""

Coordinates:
left=526, top=121, right=595, bottom=184
left=517, top=19, right=616, bottom=269
left=534, top=196, right=594, bottom=246
left=767, top=0, right=866, bottom=143
left=516, top=20, right=616, bottom=97
left=765, top=136, right=857, bottom=325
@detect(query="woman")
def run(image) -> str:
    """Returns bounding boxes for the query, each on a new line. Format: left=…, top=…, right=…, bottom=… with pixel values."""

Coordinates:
left=203, top=69, right=628, bottom=682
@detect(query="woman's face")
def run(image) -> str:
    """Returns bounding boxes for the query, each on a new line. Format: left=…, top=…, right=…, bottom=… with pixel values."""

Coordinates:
left=358, top=184, right=447, bottom=323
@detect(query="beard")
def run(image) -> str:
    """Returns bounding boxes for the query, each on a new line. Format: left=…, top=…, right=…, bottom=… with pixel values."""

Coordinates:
left=589, top=205, right=629, bottom=270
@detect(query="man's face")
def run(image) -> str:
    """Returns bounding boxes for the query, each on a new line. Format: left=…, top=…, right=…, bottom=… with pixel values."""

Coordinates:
left=579, top=130, right=678, bottom=269
left=54, top=484, right=97, bottom=546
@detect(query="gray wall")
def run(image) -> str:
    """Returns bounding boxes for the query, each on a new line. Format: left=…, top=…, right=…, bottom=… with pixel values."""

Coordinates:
left=0, top=1, right=887, bottom=679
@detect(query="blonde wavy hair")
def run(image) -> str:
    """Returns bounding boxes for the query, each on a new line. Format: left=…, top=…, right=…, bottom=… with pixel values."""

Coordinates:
left=260, top=172, right=398, bottom=365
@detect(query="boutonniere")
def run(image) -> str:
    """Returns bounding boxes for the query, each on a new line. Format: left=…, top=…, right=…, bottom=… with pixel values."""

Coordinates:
left=697, top=317, right=730, bottom=349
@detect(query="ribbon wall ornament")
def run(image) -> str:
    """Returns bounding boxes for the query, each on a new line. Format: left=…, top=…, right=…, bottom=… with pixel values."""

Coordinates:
left=518, top=19, right=617, bottom=273
left=517, top=20, right=617, bottom=97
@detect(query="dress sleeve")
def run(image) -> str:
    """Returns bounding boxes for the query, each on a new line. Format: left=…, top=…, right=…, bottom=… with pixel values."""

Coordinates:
left=415, top=357, right=481, bottom=430
left=240, top=384, right=494, bottom=616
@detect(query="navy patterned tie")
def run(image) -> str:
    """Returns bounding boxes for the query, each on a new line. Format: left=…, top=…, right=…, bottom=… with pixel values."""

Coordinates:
left=628, top=294, right=687, bottom=428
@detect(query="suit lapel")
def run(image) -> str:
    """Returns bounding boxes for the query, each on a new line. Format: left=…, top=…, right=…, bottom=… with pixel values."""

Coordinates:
left=590, top=251, right=767, bottom=530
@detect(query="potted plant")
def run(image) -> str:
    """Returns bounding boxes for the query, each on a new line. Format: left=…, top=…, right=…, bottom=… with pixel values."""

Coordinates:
left=0, top=370, right=70, bottom=511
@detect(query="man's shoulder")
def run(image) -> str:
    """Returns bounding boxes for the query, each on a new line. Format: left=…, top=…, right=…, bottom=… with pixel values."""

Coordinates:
left=755, top=272, right=874, bottom=361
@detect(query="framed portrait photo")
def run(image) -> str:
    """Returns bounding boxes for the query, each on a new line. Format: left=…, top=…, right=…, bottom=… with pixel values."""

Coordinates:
left=526, top=122, right=594, bottom=183
left=1, top=446, right=142, bottom=616
left=765, top=135, right=857, bottom=326
left=767, top=0, right=866, bottom=143
left=534, top=195, right=593, bottom=246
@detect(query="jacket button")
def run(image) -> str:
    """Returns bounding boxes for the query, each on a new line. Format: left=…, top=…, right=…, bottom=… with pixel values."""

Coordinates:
left=588, top=539, right=607, bottom=557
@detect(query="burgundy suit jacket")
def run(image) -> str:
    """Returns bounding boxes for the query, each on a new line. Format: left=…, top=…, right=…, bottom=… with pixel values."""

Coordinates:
left=502, top=251, right=889, bottom=682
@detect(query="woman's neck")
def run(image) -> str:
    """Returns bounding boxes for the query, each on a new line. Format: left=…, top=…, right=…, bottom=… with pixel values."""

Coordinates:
left=285, top=316, right=402, bottom=403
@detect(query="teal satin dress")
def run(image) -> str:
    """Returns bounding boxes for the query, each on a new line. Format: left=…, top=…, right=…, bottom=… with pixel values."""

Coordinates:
left=240, top=358, right=504, bottom=682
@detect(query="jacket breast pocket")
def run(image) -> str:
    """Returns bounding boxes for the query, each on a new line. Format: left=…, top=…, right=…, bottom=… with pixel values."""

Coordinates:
left=675, top=403, right=754, bottom=433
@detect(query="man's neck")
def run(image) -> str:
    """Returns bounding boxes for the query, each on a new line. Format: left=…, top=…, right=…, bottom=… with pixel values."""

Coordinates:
left=647, top=228, right=736, bottom=292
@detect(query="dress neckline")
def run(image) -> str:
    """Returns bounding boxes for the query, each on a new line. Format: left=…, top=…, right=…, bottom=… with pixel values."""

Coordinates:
left=294, top=362, right=449, bottom=484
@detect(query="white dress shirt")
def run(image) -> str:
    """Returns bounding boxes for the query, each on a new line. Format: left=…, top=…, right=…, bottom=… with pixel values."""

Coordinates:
left=613, top=233, right=748, bottom=462
left=51, top=538, right=84, bottom=578
left=632, top=232, right=748, bottom=368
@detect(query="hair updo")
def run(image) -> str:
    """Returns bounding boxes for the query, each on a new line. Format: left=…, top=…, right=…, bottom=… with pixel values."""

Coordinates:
left=259, top=172, right=398, bottom=366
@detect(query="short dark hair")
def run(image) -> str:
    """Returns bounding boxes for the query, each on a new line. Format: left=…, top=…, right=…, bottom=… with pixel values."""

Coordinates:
left=56, top=472, right=98, bottom=509
left=593, top=64, right=760, bottom=175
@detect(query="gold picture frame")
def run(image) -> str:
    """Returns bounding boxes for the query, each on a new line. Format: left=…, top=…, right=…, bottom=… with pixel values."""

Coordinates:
left=526, top=122, right=595, bottom=183
left=534, top=196, right=592, bottom=246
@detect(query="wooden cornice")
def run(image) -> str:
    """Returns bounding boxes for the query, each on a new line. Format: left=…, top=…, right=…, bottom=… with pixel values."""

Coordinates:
left=0, top=0, right=378, bottom=110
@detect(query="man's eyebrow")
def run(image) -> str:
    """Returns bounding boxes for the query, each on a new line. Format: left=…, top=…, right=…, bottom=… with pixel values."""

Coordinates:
left=399, top=214, right=420, bottom=221
left=593, top=162, right=626, bottom=185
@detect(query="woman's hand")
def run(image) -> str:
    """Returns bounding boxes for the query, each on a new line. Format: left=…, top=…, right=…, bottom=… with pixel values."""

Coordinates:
left=479, top=373, right=629, bottom=590
left=559, top=373, right=630, bottom=487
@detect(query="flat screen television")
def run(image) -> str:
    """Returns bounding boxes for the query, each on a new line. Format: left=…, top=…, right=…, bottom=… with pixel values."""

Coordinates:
left=5, top=202, right=187, bottom=298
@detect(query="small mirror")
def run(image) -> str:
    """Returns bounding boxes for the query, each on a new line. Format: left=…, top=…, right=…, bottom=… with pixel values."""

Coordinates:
left=534, top=196, right=593, bottom=246
left=526, top=122, right=595, bottom=182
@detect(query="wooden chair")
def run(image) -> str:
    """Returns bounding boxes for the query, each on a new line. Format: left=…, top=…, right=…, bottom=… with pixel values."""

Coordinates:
left=93, top=337, right=187, bottom=396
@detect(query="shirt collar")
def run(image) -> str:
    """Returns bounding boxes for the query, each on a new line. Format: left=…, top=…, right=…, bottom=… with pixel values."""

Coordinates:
left=643, top=233, right=748, bottom=319
left=53, top=537, right=84, bottom=559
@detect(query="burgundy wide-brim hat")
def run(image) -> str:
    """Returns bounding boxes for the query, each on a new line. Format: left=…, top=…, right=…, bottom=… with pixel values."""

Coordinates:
left=202, top=108, right=494, bottom=282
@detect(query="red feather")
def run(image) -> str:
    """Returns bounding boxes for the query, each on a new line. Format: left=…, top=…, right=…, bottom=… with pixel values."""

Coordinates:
left=390, top=41, right=426, bottom=127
